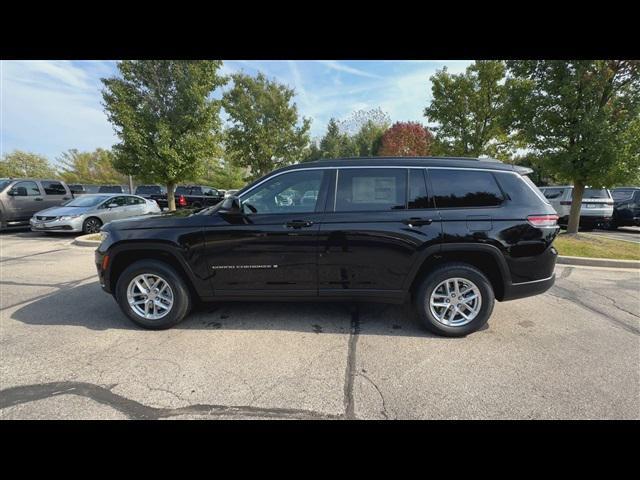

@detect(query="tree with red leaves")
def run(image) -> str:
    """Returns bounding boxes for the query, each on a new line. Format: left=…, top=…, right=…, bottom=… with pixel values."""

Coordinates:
left=377, top=122, right=434, bottom=156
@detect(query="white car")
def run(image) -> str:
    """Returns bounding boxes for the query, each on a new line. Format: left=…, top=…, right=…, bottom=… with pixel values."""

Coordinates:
left=30, top=193, right=161, bottom=234
left=538, top=186, right=614, bottom=229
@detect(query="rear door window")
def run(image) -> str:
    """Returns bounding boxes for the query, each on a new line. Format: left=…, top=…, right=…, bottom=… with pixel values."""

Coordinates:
left=41, top=181, right=66, bottom=195
left=335, top=168, right=406, bottom=212
left=430, top=170, right=504, bottom=208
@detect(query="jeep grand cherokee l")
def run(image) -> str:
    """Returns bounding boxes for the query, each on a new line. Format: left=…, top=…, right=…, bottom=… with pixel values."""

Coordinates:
left=95, top=157, right=559, bottom=337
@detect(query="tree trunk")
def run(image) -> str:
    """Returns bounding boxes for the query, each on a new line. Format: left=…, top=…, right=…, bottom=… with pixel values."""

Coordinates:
left=167, top=182, right=176, bottom=211
left=566, top=181, right=585, bottom=235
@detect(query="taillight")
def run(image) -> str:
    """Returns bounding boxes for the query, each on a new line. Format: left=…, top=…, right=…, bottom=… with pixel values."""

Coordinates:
left=178, top=195, right=187, bottom=207
left=527, top=214, right=559, bottom=227
left=101, top=254, right=110, bottom=271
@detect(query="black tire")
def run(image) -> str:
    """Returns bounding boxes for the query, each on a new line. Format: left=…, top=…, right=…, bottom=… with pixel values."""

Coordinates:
left=413, top=262, right=495, bottom=337
left=115, top=259, right=192, bottom=330
left=83, top=217, right=102, bottom=234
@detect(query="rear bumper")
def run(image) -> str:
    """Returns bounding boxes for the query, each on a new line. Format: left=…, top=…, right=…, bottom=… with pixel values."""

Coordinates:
left=502, top=273, right=555, bottom=301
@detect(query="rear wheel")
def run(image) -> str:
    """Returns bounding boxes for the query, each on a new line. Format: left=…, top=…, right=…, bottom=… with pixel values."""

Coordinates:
left=115, top=259, right=191, bottom=329
left=82, top=217, right=102, bottom=234
left=414, top=263, right=495, bottom=337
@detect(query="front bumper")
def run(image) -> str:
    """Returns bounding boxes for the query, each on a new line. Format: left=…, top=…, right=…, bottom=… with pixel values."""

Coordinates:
left=30, top=216, right=83, bottom=232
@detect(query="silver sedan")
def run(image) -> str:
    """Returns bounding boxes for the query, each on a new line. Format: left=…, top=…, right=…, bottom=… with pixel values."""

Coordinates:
left=30, top=193, right=161, bottom=234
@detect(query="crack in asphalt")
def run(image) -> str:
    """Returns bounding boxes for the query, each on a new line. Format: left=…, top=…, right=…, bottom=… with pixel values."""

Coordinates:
left=549, top=285, right=640, bottom=336
left=0, top=248, right=70, bottom=263
left=358, top=372, right=390, bottom=419
left=343, top=305, right=361, bottom=420
left=0, top=382, right=342, bottom=420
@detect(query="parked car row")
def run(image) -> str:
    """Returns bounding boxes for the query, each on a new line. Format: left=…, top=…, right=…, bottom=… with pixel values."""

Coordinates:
left=1, top=178, right=232, bottom=233
left=538, top=185, right=639, bottom=230
left=69, top=184, right=132, bottom=195
left=149, top=185, right=224, bottom=210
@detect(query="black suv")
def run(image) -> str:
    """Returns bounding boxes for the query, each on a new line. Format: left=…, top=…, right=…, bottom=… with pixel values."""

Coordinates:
left=609, top=187, right=640, bottom=229
left=96, top=157, right=559, bottom=337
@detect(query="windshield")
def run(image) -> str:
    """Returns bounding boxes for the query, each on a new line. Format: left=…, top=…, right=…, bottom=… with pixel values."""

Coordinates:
left=0, top=180, right=11, bottom=192
left=64, top=195, right=111, bottom=207
left=583, top=188, right=610, bottom=199
left=175, top=186, right=190, bottom=195
left=136, top=186, right=162, bottom=195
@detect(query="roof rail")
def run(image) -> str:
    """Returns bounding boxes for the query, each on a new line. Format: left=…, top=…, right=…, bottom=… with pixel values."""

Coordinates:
left=313, top=156, right=504, bottom=162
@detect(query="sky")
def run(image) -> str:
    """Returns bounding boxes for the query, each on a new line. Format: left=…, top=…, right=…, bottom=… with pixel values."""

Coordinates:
left=1, top=60, right=472, bottom=165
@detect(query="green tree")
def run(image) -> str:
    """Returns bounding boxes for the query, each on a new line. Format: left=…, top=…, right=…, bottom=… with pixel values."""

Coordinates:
left=319, top=118, right=357, bottom=158
left=0, top=150, right=57, bottom=178
left=222, top=72, right=311, bottom=181
left=57, top=148, right=127, bottom=184
left=354, top=120, right=387, bottom=156
left=101, top=60, right=226, bottom=210
left=196, top=157, right=247, bottom=190
left=424, top=61, right=512, bottom=159
left=506, top=60, right=640, bottom=233
left=302, top=141, right=323, bottom=162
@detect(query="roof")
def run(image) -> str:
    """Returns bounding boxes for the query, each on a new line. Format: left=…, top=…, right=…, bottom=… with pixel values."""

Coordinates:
left=281, top=156, right=525, bottom=173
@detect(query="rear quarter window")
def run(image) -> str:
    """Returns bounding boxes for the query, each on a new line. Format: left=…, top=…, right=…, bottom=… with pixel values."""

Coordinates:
left=493, top=172, right=549, bottom=206
left=430, top=170, right=504, bottom=208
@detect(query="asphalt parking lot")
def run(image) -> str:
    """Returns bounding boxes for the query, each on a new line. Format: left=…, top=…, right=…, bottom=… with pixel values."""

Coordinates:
left=1, top=230, right=638, bottom=420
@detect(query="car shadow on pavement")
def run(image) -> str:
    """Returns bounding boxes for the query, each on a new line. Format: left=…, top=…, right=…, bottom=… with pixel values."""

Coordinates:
left=8, top=280, right=445, bottom=338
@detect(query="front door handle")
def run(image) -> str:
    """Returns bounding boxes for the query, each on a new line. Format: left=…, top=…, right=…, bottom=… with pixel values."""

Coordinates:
left=286, top=220, right=314, bottom=229
left=403, top=217, right=432, bottom=226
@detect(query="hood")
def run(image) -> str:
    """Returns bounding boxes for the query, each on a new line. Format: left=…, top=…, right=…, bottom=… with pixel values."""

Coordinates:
left=35, top=205, right=92, bottom=217
left=103, top=209, right=207, bottom=231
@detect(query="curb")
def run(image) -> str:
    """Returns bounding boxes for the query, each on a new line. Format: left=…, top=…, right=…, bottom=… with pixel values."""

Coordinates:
left=557, top=255, right=640, bottom=269
left=72, top=234, right=101, bottom=247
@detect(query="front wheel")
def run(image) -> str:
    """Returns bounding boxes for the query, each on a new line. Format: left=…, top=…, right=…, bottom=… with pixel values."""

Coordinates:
left=414, top=263, right=495, bottom=337
left=115, top=259, right=192, bottom=329
left=82, top=217, right=102, bottom=234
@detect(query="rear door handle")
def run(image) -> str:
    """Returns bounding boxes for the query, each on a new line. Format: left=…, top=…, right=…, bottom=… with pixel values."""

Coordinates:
left=34, top=198, right=44, bottom=201
left=403, top=217, right=432, bottom=226
left=286, top=220, right=314, bottom=229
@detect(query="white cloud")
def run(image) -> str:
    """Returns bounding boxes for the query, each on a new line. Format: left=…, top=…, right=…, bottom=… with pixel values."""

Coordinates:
left=318, top=61, right=384, bottom=79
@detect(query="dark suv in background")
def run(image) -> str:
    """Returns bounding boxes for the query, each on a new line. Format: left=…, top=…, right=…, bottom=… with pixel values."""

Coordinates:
left=609, top=187, right=640, bottom=229
left=95, top=157, right=559, bottom=337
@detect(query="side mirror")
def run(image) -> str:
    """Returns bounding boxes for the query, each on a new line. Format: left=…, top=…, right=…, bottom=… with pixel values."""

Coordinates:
left=107, top=202, right=119, bottom=209
left=219, top=195, right=242, bottom=214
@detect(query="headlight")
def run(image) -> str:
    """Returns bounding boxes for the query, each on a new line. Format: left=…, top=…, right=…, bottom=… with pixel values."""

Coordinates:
left=59, top=215, right=81, bottom=221
left=99, top=231, right=110, bottom=243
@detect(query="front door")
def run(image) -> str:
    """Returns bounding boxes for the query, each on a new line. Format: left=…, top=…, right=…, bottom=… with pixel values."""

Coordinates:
left=318, top=167, right=443, bottom=300
left=6, top=181, right=44, bottom=221
left=203, top=168, right=332, bottom=296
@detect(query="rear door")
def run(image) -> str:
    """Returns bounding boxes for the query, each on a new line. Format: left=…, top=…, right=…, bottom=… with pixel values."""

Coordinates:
left=126, top=195, right=147, bottom=216
left=40, top=180, right=71, bottom=209
left=318, top=167, right=443, bottom=300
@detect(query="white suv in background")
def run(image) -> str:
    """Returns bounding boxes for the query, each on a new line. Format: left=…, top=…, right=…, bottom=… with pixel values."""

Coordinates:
left=539, top=186, right=614, bottom=230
